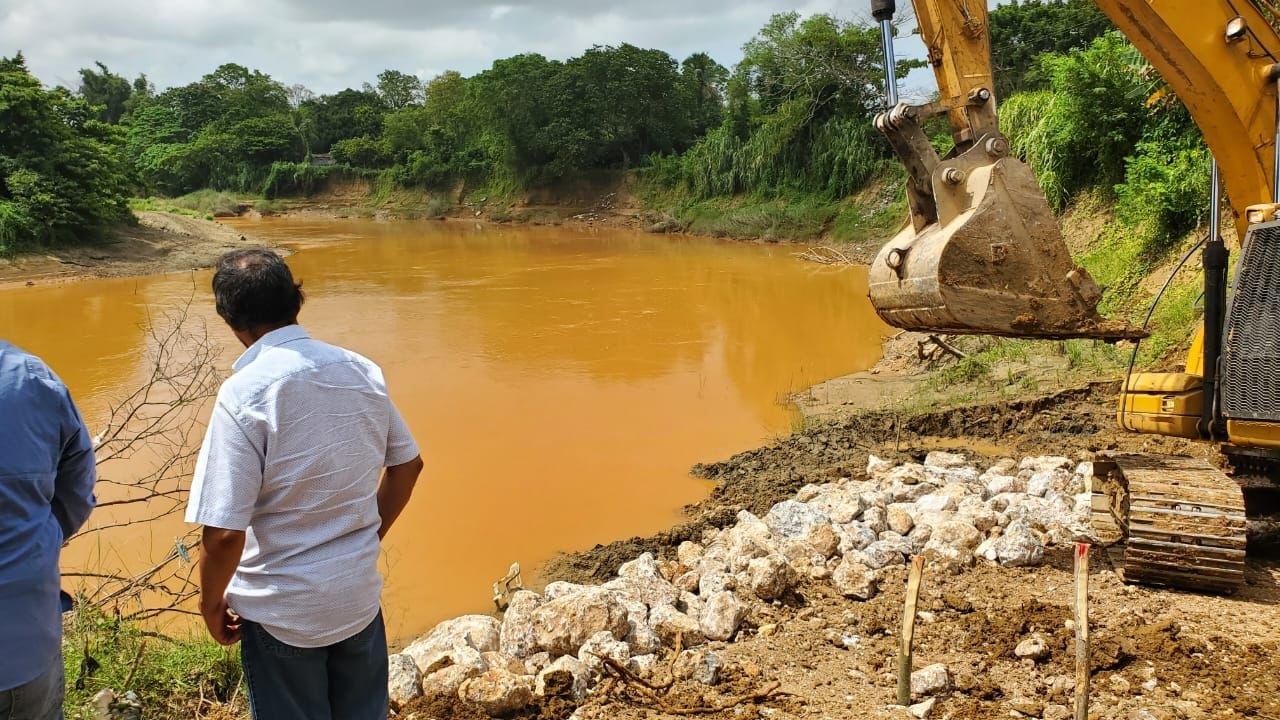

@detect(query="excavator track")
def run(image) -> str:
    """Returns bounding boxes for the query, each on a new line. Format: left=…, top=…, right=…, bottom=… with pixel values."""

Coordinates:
left=1091, top=453, right=1247, bottom=593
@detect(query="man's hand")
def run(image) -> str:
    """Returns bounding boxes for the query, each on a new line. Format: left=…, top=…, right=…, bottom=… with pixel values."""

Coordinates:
left=198, top=526, right=247, bottom=644
left=201, top=596, right=242, bottom=645
left=377, top=455, right=423, bottom=540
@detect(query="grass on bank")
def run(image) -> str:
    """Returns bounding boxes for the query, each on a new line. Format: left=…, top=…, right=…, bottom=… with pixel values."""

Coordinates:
left=633, top=165, right=907, bottom=250
left=130, top=191, right=295, bottom=220
left=62, top=608, right=245, bottom=720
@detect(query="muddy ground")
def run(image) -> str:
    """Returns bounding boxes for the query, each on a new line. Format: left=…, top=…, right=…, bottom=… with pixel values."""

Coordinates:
left=0, top=211, right=273, bottom=287
left=520, top=383, right=1280, bottom=720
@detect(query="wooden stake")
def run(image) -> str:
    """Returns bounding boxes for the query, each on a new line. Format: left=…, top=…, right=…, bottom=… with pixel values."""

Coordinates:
left=1074, top=543, right=1090, bottom=720
left=897, top=555, right=926, bottom=706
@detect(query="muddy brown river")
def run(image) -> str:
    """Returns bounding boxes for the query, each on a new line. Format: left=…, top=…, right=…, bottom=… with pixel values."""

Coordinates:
left=0, top=218, right=888, bottom=641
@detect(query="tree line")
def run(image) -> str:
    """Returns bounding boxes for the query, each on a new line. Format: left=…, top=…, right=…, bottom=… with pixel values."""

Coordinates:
left=3, top=0, right=1199, bottom=254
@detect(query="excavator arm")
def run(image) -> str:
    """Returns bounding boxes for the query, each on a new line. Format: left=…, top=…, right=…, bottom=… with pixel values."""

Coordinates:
left=867, top=0, right=1280, bottom=340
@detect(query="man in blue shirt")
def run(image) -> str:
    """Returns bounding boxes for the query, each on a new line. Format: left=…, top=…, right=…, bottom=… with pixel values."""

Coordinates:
left=0, top=341, right=97, bottom=720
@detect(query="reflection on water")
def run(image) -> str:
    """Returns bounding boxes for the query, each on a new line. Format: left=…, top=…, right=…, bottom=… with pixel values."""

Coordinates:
left=0, top=217, right=889, bottom=641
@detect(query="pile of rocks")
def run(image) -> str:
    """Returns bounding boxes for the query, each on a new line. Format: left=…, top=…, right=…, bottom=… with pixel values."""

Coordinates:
left=387, top=451, right=1093, bottom=715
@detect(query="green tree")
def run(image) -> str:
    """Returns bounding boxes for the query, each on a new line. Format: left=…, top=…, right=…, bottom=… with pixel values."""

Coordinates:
left=303, top=88, right=386, bottom=152
left=131, top=64, right=300, bottom=194
left=681, top=53, right=729, bottom=138
left=0, top=54, right=129, bottom=250
left=376, top=70, right=425, bottom=109
left=990, top=0, right=1113, bottom=98
left=679, top=13, right=909, bottom=199
left=77, top=62, right=132, bottom=124
left=1001, top=31, right=1153, bottom=208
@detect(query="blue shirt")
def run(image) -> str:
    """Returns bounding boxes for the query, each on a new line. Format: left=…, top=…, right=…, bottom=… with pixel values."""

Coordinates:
left=0, top=341, right=96, bottom=690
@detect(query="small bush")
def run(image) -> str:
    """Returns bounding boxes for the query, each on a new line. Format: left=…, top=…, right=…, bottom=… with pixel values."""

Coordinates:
left=1116, top=133, right=1210, bottom=252
left=330, top=136, right=392, bottom=169
left=930, top=355, right=992, bottom=389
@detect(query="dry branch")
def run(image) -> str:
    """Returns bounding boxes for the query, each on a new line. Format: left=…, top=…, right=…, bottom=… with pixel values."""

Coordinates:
left=67, top=299, right=222, bottom=621
left=591, top=632, right=791, bottom=715
left=794, top=246, right=853, bottom=265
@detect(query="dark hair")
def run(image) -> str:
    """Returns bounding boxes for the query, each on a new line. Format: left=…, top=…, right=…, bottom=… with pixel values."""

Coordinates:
left=212, top=249, right=304, bottom=331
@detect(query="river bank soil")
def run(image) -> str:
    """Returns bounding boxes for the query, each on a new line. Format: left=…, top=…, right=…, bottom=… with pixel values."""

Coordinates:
left=0, top=211, right=271, bottom=287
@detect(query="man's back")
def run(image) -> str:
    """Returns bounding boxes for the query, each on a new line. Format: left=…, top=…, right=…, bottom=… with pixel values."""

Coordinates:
left=0, top=341, right=96, bottom=691
left=186, top=325, right=418, bottom=647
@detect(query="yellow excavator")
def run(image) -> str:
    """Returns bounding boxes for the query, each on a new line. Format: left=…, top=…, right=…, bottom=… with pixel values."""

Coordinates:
left=868, top=0, right=1280, bottom=592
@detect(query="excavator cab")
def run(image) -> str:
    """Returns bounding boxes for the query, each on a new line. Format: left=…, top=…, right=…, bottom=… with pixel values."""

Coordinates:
left=866, top=0, right=1145, bottom=341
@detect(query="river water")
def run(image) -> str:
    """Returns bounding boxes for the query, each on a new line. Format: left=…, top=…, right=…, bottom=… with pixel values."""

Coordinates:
left=0, top=217, right=889, bottom=641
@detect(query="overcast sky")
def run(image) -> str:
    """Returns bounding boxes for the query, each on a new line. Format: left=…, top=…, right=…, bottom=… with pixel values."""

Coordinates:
left=1, top=0, right=949, bottom=96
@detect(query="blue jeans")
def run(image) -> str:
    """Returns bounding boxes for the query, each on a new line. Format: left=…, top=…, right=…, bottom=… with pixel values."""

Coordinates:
left=240, top=612, right=388, bottom=720
left=0, top=654, right=63, bottom=720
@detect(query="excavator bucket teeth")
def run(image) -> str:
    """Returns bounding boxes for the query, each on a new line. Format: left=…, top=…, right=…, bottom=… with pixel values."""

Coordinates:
left=868, top=154, right=1146, bottom=341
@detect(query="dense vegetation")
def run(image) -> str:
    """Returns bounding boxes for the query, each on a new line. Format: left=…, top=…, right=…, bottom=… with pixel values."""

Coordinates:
left=0, top=0, right=1210, bottom=289
left=0, top=55, right=131, bottom=250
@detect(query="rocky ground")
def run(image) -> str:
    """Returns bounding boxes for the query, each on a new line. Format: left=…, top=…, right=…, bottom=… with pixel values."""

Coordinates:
left=386, top=425, right=1280, bottom=720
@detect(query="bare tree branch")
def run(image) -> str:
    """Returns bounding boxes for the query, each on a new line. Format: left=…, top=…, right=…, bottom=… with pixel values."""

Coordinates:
left=67, top=299, right=222, bottom=622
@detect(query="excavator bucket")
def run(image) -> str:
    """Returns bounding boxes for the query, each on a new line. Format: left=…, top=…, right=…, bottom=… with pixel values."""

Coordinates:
left=868, top=141, right=1147, bottom=341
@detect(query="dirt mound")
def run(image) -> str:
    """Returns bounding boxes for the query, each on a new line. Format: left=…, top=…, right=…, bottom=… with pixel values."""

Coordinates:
left=567, top=551, right=1280, bottom=720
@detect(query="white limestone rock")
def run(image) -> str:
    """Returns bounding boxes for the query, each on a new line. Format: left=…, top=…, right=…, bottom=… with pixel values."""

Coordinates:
left=578, top=630, right=631, bottom=674
left=700, top=591, right=747, bottom=642
left=1019, top=456, right=1073, bottom=474
left=523, top=652, right=553, bottom=676
left=887, top=503, right=916, bottom=535
left=1015, top=634, right=1051, bottom=662
left=499, top=591, right=545, bottom=659
left=746, top=554, right=798, bottom=600
left=677, top=541, right=704, bottom=567
left=862, top=506, right=889, bottom=535
left=765, top=500, right=831, bottom=540
left=836, top=522, right=878, bottom=555
left=673, top=648, right=724, bottom=685
left=649, top=604, right=706, bottom=648
left=885, top=464, right=928, bottom=486
left=530, top=587, right=630, bottom=657
left=405, top=614, right=502, bottom=668
left=387, top=653, right=422, bottom=707
left=916, top=493, right=957, bottom=514
left=831, top=557, right=877, bottom=600
left=543, top=581, right=592, bottom=600
left=910, top=664, right=952, bottom=698
left=855, top=543, right=904, bottom=570
left=459, top=668, right=534, bottom=717
left=993, top=520, right=1044, bottom=567
left=867, top=454, right=894, bottom=478
left=924, top=451, right=968, bottom=469
left=605, top=552, right=681, bottom=609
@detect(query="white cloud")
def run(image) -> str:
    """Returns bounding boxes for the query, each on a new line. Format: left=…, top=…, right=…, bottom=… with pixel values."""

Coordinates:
left=0, top=0, right=939, bottom=95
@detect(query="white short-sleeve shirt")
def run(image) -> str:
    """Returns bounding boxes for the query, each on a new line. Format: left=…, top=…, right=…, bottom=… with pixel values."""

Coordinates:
left=186, top=325, right=419, bottom=648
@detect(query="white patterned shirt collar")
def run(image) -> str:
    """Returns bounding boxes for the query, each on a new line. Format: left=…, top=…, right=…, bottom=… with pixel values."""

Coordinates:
left=232, top=324, right=310, bottom=372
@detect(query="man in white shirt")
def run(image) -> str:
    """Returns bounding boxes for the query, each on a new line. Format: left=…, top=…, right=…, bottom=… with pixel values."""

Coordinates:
left=186, top=248, right=423, bottom=720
